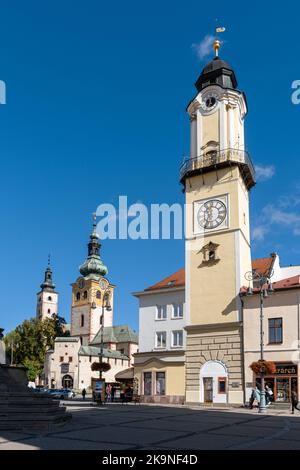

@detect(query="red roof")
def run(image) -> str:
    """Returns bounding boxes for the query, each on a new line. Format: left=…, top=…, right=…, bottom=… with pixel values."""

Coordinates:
left=240, top=275, right=300, bottom=295
left=143, top=255, right=286, bottom=293
left=144, top=268, right=185, bottom=291
left=251, top=257, right=274, bottom=276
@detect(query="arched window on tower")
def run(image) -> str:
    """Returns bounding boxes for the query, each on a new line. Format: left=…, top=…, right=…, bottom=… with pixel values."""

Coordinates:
left=81, top=315, right=84, bottom=327
left=48, top=296, right=52, bottom=301
left=83, top=291, right=88, bottom=299
left=96, top=291, right=101, bottom=299
left=48, top=309, right=51, bottom=314
left=76, top=292, right=80, bottom=301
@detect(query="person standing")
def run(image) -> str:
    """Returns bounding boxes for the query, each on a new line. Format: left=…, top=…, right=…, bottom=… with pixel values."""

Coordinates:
left=255, top=385, right=261, bottom=406
left=106, top=384, right=112, bottom=403
left=291, top=389, right=300, bottom=414
left=111, top=385, right=115, bottom=403
left=120, top=383, right=126, bottom=404
left=82, top=388, right=86, bottom=401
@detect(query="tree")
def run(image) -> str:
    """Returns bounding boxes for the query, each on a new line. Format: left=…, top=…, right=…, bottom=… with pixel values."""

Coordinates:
left=4, top=316, right=70, bottom=380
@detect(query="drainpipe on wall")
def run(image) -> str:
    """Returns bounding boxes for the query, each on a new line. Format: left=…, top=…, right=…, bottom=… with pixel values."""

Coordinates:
left=239, top=293, right=246, bottom=406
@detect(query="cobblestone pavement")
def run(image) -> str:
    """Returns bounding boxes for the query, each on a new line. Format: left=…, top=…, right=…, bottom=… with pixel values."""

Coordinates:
left=1, top=402, right=300, bottom=450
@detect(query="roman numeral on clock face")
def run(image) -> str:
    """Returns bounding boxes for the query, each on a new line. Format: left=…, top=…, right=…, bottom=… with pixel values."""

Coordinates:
left=197, top=199, right=227, bottom=230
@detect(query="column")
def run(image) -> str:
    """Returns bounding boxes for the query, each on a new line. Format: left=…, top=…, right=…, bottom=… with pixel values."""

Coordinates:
left=219, top=101, right=227, bottom=151
left=227, top=104, right=235, bottom=149
left=190, top=114, right=197, bottom=158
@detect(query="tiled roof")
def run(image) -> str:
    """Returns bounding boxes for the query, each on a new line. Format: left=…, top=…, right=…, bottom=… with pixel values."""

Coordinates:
left=241, top=275, right=300, bottom=295
left=55, top=337, right=80, bottom=343
left=90, top=325, right=138, bottom=346
left=79, top=345, right=129, bottom=359
left=143, top=256, right=276, bottom=292
left=144, top=268, right=185, bottom=291
left=252, top=256, right=274, bottom=276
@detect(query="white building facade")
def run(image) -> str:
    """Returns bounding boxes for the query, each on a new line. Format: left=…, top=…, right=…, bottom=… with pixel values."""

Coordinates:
left=133, top=269, right=186, bottom=403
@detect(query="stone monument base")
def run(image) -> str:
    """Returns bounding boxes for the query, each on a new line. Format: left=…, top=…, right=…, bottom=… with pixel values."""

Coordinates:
left=0, top=365, right=71, bottom=432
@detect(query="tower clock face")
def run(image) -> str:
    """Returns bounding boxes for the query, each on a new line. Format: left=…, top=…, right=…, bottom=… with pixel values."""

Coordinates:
left=197, top=199, right=227, bottom=230
left=201, top=92, right=218, bottom=112
left=99, top=278, right=108, bottom=290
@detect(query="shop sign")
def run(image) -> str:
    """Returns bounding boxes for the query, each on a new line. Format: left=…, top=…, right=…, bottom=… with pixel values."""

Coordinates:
left=230, top=382, right=240, bottom=388
left=275, top=364, right=297, bottom=375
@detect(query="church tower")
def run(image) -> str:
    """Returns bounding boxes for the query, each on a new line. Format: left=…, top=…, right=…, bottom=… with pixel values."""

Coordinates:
left=182, top=39, right=255, bottom=405
left=70, top=218, right=114, bottom=346
left=36, top=257, right=58, bottom=320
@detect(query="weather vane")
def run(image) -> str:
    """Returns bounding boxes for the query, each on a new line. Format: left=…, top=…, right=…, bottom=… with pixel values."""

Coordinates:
left=214, top=22, right=226, bottom=57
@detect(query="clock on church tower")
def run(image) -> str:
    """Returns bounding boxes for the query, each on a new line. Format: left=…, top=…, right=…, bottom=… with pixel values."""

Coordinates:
left=70, top=219, right=114, bottom=346
left=181, top=39, right=256, bottom=406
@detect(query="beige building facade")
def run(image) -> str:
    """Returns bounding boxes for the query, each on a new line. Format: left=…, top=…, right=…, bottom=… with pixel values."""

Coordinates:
left=243, top=276, right=300, bottom=403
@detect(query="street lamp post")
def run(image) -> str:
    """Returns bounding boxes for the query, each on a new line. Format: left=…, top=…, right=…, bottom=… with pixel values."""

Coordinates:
left=91, top=288, right=112, bottom=381
left=245, top=269, right=274, bottom=413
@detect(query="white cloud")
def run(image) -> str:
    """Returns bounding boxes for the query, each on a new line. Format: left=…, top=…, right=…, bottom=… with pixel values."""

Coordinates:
left=263, top=205, right=300, bottom=226
left=191, top=35, right=215, bottom=60
left=254, top=164, right=275, bottom=181
left=252, top=225, right=269, bottom=241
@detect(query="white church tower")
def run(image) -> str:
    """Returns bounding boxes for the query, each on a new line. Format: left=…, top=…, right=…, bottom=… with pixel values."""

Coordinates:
left=36, top=257, right=58, bottom=321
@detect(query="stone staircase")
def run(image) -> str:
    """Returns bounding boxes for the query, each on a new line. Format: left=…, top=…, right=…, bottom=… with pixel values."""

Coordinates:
left=0, top=365, right=71, bottom=432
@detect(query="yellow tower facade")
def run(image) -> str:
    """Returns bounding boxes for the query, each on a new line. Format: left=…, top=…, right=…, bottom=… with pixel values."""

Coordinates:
left=182, top=45, right=255, bottom=404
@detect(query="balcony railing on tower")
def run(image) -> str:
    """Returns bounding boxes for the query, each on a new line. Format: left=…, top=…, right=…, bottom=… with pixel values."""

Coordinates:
left=179, top=148, right=256, bottom=190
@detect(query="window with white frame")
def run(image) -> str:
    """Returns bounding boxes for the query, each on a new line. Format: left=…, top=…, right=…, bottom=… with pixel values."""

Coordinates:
left=172, top=303, right=183, bottom=318
left=156, top=305, right=167, bottom=320
left=172, top=330, right=183, bottom=347
left=156, top=331, right=166, bottom=349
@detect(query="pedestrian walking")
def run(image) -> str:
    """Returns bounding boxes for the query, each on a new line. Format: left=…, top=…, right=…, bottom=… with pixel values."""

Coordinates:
left=265, top=385, right=273, bottom=406
left=82, top=388, right=86, bottom=400
left=291, top=390, right=300, bottom=414
left=249, top=387, right=255, bottom=409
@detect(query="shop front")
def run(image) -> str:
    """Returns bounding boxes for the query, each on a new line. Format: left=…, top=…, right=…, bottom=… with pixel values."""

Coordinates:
left=256, top=363, right=297, bottom=403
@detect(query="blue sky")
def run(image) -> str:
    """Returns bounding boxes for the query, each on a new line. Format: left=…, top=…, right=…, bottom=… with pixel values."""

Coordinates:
left=1, top=1, right=300, bottom=334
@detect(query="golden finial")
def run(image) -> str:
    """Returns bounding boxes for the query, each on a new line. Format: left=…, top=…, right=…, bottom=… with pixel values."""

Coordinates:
left=92, top=212, right=97, bottom=222
left=213, top=39, right=221, bottom=57
left=214, top=26, right=226, bottom=57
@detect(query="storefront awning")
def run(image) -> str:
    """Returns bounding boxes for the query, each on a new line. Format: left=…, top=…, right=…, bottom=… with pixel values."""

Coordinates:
left=115, top=368, right=134, bottom=381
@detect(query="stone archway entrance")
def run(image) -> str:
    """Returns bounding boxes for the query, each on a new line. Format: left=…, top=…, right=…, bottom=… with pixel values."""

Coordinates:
left=62, top=374, right=73, bottom=389
left=200, top=360, right=228, bottom=404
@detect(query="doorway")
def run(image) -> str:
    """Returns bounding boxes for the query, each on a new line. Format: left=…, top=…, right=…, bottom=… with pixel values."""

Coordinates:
left=200, top=360, right=228, bottom=404
left=62, top=374, right=73, bottom=389
left=203, top=377, right=213, bottom=403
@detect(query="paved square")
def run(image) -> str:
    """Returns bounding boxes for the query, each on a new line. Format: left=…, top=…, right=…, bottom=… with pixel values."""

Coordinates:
left=1, top=403, right=300, bottom=450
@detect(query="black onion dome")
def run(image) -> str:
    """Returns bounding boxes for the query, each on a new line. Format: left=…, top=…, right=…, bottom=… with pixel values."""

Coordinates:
left=195, top=56, right=238, bottom=92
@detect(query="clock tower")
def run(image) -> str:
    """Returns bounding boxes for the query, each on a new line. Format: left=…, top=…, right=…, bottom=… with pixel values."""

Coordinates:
left=182, top=40, right=255, bottom=404
left=70, top=219, right=114, bottom=346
